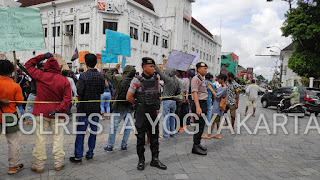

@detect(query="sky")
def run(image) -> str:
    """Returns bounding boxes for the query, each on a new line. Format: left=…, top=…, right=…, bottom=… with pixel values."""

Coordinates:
left=192, top=0, right=295, bottom=80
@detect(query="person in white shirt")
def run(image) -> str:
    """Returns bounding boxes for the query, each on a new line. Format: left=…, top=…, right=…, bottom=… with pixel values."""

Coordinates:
left=244, top=79, right=265, bottom=117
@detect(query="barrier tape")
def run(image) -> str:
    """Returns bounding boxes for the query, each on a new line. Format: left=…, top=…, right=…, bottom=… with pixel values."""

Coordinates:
left=9, top=94, right=192, bottom=104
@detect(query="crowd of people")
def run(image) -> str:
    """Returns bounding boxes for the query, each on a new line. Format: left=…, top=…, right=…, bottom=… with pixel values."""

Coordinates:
left=0, top=52, right=266, bottom=175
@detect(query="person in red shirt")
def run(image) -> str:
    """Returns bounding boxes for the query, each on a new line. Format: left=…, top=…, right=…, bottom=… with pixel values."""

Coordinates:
left=25, top=53, right=71, bottom=173
left=0, top=60, right=24, bottom=174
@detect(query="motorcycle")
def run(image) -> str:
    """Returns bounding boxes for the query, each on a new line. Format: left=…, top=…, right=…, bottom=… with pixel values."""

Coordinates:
left=276, top=99, right=305, bottom=116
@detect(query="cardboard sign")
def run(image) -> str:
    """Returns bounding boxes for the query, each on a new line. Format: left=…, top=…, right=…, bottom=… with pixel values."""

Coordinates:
left=78, top=51, right=89, bottom=64
left=102, top=50, right=118, bottom=63
left=0, top=7, right=45, bottom=52
left=190, top=51, right=200, bottom=65
left=105, top=30, right=131, bottom=56
left=166, top=50, right=195, bottom=71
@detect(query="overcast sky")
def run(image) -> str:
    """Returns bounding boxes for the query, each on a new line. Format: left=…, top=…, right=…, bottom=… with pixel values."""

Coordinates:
left=192, top=0, right=294, bottom=79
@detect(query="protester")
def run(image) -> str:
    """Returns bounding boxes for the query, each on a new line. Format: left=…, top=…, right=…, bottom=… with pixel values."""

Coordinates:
left=25, top=53, right=71, bottom=173
left=244, top=79, right=265, bottom=117
left=202, top=73, right=227, bottom=140
left=61, top=70, right=77, bottom=98
left=70, top=53, right=105, bottom=164
left=175, top=70, right=188, bottom=131
left=100, top=75, right=113, bottom=119
left=180, top=71, right=191, bottom=129
left=226, top=72, right=240, bottom=129
left=0, top=60, right=24, bottom=174
left=16, top=69, right=29, bottom=115
left=155, top=64, right=181, bottom=138
left=18, top=62, right=44, bottom=125
left=126, top=57, right=167, bottom=171
left=75, top=67, right=84, bottom=79
left=190, top=62, right=211, bottom=155
left=103, top=65, right=136, bottom=152
left=68, top=71, right=78, bottom=85
left=214, top=75, right=221, bottom=89
left=205, top=73, right=215, bottom=125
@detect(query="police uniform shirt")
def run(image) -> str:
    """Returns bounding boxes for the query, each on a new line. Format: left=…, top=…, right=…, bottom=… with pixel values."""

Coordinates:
left=128, top=77, right=141, bottom=94
left=191, top=74, right=208, bottom=100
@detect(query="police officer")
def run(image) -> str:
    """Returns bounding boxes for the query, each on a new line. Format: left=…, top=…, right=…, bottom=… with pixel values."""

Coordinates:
left=191, top=62, right=209, bottom=155
left=126, top=57, right=167, bottom=171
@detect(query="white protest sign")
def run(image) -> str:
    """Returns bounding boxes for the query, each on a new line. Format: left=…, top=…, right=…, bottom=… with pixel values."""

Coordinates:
left=190, top=51, right=200, bottom=65
left=165, top=50, right=195, bottom=71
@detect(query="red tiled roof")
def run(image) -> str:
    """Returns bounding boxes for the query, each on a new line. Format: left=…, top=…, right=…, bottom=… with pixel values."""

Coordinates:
left=191, top=17, right=213, bottom=37
left=18, top=0, right=54, bottom=7
left=133, top=0, right=155, bottom=11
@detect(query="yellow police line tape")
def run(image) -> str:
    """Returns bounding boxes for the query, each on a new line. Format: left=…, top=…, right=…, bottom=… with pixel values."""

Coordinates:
left=10, top=94, right=193, bottom=104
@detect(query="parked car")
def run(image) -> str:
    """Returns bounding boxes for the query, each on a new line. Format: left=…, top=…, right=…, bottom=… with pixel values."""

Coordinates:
left=303, top=88, right=320, bottom=116
left=261, top=86, right=320, bottom=115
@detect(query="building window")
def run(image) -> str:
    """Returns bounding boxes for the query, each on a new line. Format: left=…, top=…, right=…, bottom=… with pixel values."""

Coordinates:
left=52, top=26, right=60, bottom=37
left=200, top=51, right=202, bottom=59
left=66, top=25, right=73, bottom=35
left=153, top=35, right=159, bottom=45
left=80, top=23, right=89, bottom=34
left=162, top=39, right=168, bottom=48
left=44, top=28, right=47, bottom=38
left=103, top=21, right=118, bottom=34
left=130, top=27, right=139, bottom=40
left=143, top=32, right=149, bottom=43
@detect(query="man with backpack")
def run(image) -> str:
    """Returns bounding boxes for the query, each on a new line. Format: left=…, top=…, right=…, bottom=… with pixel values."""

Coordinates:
left=103, top=65, right=136, bottom=152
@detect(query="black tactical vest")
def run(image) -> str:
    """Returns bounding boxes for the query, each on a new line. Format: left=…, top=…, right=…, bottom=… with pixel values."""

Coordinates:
left=135, top=74, right=160, bottom=105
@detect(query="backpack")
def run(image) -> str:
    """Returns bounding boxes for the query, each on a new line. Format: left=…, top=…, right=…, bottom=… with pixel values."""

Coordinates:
left=116, top=77, right=133, bottom=106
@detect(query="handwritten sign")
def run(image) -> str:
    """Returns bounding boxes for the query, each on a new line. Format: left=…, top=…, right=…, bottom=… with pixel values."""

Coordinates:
left=105, top=30, right=131, bottom=56
left=166, top=50, right=195, bottom=71
left=102, top=51, right=118, bottom=63
left=0, top=7, right=45, bottom=52
left=190, top=51, right=200, bottom=65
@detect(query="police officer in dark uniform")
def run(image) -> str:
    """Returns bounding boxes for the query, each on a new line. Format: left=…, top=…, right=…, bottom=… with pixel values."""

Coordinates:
left=126, top=57, right=167, bottom=171
left=190, top=62, right=209, bottom=155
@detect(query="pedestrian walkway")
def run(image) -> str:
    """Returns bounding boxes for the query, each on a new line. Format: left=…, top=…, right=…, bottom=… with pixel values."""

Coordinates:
left=1, top=96, right=320, bottom=180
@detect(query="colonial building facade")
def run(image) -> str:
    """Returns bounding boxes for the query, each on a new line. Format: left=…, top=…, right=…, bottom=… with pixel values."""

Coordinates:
left=8, top=0, right=221, bottom=74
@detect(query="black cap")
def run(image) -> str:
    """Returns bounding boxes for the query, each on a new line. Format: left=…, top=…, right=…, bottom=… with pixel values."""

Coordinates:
left=141, top=57, right=155, bottom=67
left=196, top=62, right=208, bottom=69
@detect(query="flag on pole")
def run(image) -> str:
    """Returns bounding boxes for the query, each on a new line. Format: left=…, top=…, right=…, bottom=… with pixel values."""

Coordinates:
left=71, top=48, right=78, bottom=61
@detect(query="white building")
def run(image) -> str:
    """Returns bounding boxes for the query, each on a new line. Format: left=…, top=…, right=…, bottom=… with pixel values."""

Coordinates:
left=5, top=0, right=221, bottom=74
left=281, top=42, right=301, bottom=86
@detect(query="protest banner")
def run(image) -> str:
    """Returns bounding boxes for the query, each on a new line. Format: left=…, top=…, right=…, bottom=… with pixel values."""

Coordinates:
left=190, top=51, right=200, bottom=65
left=0, top=7, right=45, bottom=52
left=165, top=50, right=195, bottom=71
left=102, top=50, right=118, bottom=63
left=78, top=51, right=89, bottom=64
left=105, top=30, right=131, bottom=56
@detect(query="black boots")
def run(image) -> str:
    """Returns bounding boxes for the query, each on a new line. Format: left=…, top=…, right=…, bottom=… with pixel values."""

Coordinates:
left=138, top=153, right=167, bottom=170
left=137, top=156, right=145, bottom=171
left=150, top=157, right=167, bottom=170
left=192, top=145, right=207, bottom=155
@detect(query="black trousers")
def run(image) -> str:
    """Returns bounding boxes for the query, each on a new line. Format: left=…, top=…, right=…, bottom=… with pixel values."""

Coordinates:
left=135, top=104, right=159, bottom=160
left=191, top=100, right=207, bottom=145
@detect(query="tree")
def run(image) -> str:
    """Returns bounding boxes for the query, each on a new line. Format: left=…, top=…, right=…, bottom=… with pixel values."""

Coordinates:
left=281, top=1, right=320, bottom=78
left=256, top=75, right=266, bottom=81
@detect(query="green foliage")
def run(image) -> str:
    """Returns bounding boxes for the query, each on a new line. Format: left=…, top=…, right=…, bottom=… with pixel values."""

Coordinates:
left=281, top=1, right=320, bottom=78
left=238, top=78, right=246, bottom=85
left=256, top=75, right=266, bottom=81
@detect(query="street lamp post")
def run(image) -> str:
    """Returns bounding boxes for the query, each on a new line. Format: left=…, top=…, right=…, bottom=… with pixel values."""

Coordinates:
left=52, top=2, right=56, bottom=54
left=267, top=46, right=283, bottom=86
